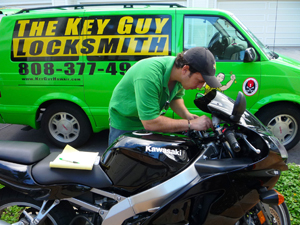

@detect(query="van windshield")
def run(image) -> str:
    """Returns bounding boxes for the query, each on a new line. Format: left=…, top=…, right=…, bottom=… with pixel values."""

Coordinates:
left=231, top=15, right=278, bottom=60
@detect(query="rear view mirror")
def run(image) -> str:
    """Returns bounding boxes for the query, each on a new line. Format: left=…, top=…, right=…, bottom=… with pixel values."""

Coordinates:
left=230, top=91, right=246, bottom=122
left=244, top=47, right=258, bottom=62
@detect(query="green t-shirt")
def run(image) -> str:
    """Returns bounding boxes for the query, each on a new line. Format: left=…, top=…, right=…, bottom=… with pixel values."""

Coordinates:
left=109, top=56, right=185, bottom=130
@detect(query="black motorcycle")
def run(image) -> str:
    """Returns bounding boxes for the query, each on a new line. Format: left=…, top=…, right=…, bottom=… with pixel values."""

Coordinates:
left=0, top=90, right=290, bottom=225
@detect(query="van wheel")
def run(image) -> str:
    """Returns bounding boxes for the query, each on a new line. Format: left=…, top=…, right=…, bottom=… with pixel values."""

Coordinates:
left=256, top=103, right=300, bottom=151
left=41, top=102, right=92, bottom=148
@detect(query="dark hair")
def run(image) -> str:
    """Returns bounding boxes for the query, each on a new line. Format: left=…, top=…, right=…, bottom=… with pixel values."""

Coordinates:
left=174, top=52, right=198, bottom=74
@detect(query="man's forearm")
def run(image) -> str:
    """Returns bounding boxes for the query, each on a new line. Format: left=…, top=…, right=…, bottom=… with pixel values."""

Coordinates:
left=142, top=114, right=213, bottom=132
left=170, top=99, right=190, bottom=119
left=142, top=116, right=189, bottom=133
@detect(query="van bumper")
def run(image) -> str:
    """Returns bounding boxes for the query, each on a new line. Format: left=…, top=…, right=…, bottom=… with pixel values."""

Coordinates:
left=0, top=105, right=39, bottom=129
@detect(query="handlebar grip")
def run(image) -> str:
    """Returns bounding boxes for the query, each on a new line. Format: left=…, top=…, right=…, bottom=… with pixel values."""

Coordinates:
left=224, top=130, right=241, bottom=152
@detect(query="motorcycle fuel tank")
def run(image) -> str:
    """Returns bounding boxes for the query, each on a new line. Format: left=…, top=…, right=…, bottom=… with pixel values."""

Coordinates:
left=101, top=131, right=195, bottom=194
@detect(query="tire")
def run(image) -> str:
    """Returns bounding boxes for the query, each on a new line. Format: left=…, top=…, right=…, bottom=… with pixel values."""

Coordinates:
left=0, top=188, right=75, bottom=225
left=269, top=202, right=291, bottom=225
left=41, top=102, right=92, bottom=148
left=237, top=202, right=290, bottom=225
left=256, top=103, right=300, bottom=150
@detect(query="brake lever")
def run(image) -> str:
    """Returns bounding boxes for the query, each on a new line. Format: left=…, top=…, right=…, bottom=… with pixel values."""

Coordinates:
left=238, top=134, right=261, bottom=154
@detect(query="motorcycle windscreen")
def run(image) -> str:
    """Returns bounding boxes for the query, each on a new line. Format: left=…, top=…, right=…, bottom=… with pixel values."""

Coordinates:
left=194, top=90, right=236, bottom=119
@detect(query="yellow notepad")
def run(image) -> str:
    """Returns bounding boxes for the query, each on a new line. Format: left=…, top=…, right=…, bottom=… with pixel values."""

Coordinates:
left=50, top=145, right=99, bottom=170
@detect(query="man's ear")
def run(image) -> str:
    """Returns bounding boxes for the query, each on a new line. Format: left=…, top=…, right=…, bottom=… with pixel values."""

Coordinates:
left=182, top=65, right=190, bottom=74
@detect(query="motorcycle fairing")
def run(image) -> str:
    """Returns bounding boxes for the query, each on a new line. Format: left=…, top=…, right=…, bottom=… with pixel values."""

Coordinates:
left=101, top=132, right=196, bottom=195
left=194, top=157, right=253, bottom=176
left=142, top=152, right=283, bottom=225
left=0, top=160, right=35, bottom=187
left=0, top=155, right=111, bottom=200
left=100, top=157, right=200, bottom=225
left=142, top=172, right=243, bottom=225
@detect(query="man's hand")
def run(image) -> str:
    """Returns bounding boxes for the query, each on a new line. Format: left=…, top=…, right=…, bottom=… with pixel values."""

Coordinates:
left=190, top=115, right=214, bottom=131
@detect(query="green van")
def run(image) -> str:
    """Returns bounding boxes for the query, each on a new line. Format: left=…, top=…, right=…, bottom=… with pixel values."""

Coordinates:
left=0, top=3, right=300, bottom=150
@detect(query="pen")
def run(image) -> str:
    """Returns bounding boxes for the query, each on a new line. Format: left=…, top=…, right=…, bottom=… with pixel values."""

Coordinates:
left=59, top=158, right=79, bottom=164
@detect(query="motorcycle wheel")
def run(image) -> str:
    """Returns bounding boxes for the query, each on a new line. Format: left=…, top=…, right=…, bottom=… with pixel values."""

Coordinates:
left=0, top=188, right=75, bottom=225
left=269, top=203, right=291, bottom=225
left=237, top=202, right=290, bottom=225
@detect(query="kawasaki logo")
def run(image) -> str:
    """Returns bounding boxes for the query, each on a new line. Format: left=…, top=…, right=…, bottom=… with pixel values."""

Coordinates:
left=145, top=146, right=182, bottom=156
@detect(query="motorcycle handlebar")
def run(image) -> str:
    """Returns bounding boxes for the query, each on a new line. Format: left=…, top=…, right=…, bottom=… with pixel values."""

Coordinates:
left=224, top=129, right=241, bottom=152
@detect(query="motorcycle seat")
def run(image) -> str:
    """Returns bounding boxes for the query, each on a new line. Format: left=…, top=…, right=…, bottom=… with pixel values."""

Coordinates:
left=0, top=141, right=50, bottom=164
left=32, top=152, right=112, bottom=188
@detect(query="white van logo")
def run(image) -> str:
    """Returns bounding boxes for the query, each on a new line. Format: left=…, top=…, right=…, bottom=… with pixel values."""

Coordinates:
left=243, top=77, right=258, bottom=96
left=145, top=146, right=182, bottom=156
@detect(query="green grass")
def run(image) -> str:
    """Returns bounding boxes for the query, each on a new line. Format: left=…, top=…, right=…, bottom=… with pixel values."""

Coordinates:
left=0, top=184, right=23, bottom=223
left=275, top=163, right=300, bottom=225
left=0, top=206, right=24, bottom=224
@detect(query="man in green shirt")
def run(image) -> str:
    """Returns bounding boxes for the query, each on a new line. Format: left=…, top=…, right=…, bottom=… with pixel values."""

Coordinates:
left=108, top=47, right=221, bottom=146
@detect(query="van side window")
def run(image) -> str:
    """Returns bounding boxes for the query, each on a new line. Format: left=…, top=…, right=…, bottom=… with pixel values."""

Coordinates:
left=184, top=16, right=248, bottom=61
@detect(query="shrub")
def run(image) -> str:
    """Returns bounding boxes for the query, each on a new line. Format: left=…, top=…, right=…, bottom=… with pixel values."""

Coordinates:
left=275, top=163, right=300, bottom=225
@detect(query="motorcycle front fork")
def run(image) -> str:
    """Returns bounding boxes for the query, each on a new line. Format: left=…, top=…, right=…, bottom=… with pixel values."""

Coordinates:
left=236, top=202, right=277, bottom=225
left=255, top=202, right=275, bottom=225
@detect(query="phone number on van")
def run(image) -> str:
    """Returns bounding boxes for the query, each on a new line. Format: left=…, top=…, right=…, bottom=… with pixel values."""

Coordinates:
left=18, top=62, right=131, bottom=76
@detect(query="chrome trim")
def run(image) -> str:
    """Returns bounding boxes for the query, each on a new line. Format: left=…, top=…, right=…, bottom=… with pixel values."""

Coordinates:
left=148, top=207, right=160, bottom=213
left=65, top=197, right=104, bottom=215
left=132, top=131, right=152, bottom=135
left=34, top=200, right=60, bottom=224
left=102, top=160, right=200, bottom=225
left=101, top=199, right=135, bottom=225
left=129, top=164, right=199, bottom=214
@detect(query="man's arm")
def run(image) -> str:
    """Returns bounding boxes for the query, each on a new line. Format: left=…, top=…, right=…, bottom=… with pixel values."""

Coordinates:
left=170, top=98, right=199, bottom=120
left=142, top=115, right=213, bottom=133
left=170, top=98, right=190, bottom=119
